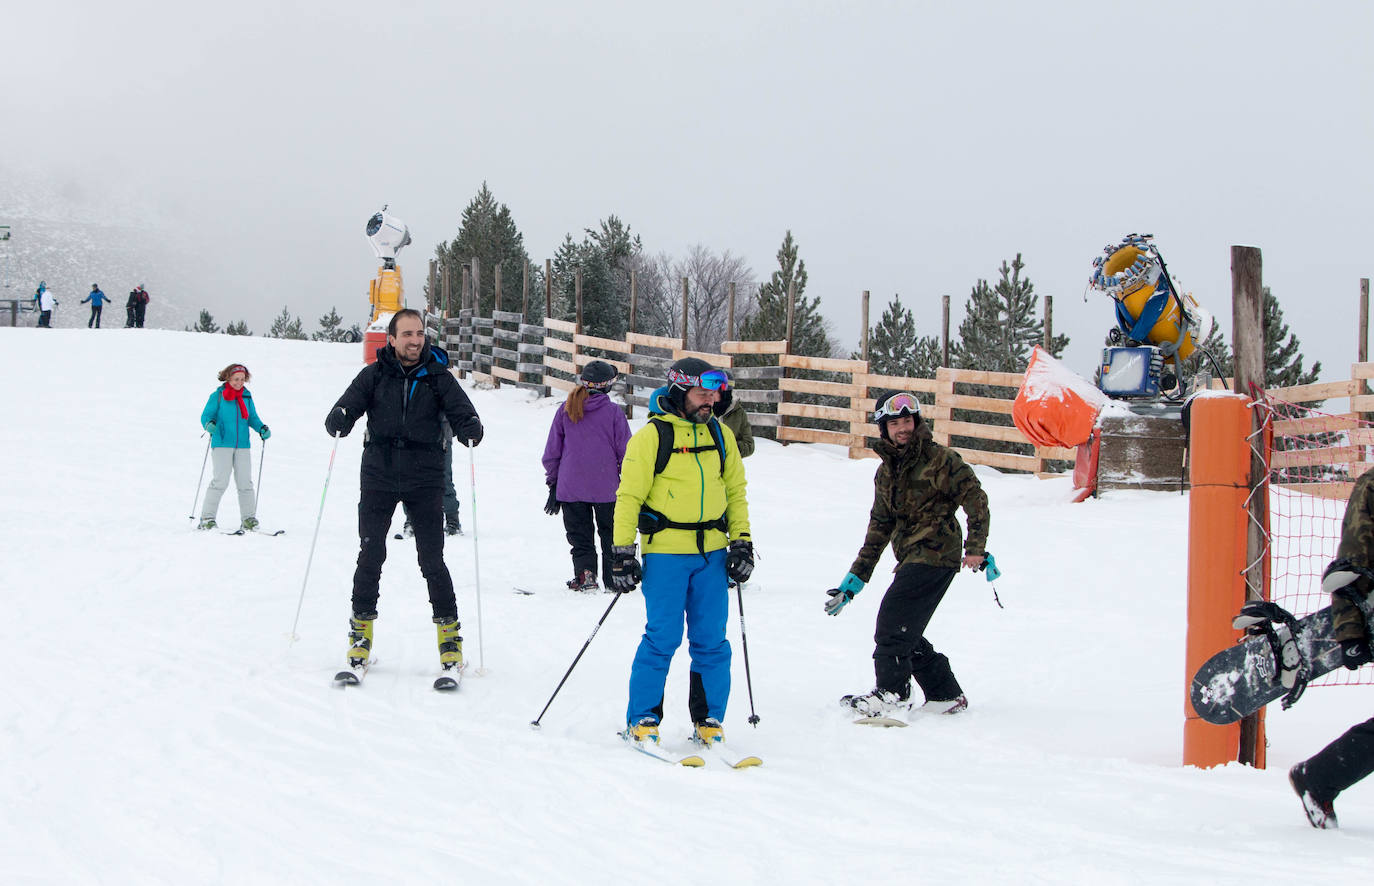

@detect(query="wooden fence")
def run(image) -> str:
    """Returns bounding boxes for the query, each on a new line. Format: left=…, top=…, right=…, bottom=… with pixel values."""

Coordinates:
left=1264, top=363, right=1374, bottom=500
left=441, top=312, right=1074, bottom=474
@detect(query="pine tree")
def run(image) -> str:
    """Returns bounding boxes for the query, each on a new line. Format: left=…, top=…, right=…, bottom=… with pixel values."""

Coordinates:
left=737, top=231, right=835, bottom=357
left=950, top=254, right=1067, bottom=463
left=854, top=295, right=941, bottom=381
left=312, top=306, right=349, bottom=342
left=547, top=216, right=641, bottom=341
left=1184, top=287, right=1320, bottom=389
left=188, top=309, right=220, bottom=333
left=225, top=320, right=252, bottom=336
left=433, top=183, right=535, bottom=319
left=952, top=254, right=1067, bottom=373
left=268, top=307, right=306, bottom=340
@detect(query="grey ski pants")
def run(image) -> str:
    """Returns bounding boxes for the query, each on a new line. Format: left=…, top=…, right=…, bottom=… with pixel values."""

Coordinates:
left=202, top=447, right=255, bottom=522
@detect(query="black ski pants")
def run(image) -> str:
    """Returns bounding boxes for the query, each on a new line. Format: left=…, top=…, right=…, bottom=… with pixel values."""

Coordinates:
left=134, top=304, right=146, bottom=327
left=561, top=501, right=615, bottom=581
left=351, top=486, right=457, bottom=620
left=88, top=306, right=102, bottom=328
left=872, top=562, right=963, bottom=702
left=1301, top=717, right=1374, bottom=801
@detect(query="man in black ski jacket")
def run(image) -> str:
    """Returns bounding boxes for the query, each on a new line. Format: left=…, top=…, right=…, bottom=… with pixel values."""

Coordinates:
left=324, top=308, right=483, bottom=675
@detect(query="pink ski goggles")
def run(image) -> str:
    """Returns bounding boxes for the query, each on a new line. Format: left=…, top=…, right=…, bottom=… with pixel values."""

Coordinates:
left=874, top=391, right=921, bottom=421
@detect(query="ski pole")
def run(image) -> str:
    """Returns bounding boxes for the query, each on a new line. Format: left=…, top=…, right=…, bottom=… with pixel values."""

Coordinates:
left=289, top=432, right=340, bottom=643
left=189, top=436, right=211, bottom=521
left=530, top=592, right=625, bottom=729
left=735, top=580, right=761, bottom=726
left=254, top=438, right=267, bottom=517
left=468, top=444, right=486, bottom=674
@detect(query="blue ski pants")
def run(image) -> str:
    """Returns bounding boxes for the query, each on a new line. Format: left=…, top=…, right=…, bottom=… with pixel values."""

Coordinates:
left=627, top=549, right=731, bottom=727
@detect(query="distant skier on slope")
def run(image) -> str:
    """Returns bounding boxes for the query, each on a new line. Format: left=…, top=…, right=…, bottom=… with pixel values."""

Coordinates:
left=82, top=284, right=110, bottom=328
left=324, top=308, right=483, bottom=682
left=542, top=360, right=631, bottom=592
left=1289, top=470, right=1374, bottom=829
left=612, top=357, right=753, bottom=748
left=825, top=390, right=989, bottom=718
left=198, top=363, right=270, bottom=531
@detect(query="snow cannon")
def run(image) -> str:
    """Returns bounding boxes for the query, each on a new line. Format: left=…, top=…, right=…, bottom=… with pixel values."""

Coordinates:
left=1088, top=233, right=1210, bottom=399
left=363, top=207, right=411, bottom=364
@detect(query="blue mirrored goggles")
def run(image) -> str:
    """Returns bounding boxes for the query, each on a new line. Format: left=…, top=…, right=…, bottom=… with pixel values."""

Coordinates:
left=668, top=368, right=730, bottom=391
left=874, top=391, right=921, bottom=421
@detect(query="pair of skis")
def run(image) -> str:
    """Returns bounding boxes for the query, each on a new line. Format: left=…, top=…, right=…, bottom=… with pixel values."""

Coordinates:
left=618, top=731, right=762, bottom=769
left=333, top=660, right=466, bottom=692
left=223, top=527, right=286, bottom=536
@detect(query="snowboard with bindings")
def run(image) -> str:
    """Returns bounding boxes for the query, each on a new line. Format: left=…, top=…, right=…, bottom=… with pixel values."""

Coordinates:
left=1190, top=602, right=1346, bottom=724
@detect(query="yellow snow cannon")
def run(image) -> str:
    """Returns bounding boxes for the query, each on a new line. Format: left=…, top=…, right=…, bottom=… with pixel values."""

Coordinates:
left=1089, top=233, right=1207, bottom=364
left=363, top=207, right=411, bottom=364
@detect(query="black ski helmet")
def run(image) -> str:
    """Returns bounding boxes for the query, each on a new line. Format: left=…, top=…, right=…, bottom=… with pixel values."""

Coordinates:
left=580, top=359, right=618, bottom=389
left=873, top=389, right=923, bottom=441
left=666, top=356, right=733, bottom=418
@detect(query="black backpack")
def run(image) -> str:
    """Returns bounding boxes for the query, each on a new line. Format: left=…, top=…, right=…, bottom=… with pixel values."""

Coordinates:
left=649, top=415, right=726, bottom=477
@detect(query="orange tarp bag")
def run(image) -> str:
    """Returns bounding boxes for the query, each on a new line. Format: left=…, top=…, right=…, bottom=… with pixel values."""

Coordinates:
left=1012, top=347, right=1108, bottom=449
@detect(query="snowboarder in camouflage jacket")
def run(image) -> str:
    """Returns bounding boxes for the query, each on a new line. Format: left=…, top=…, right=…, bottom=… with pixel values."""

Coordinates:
left=826, top=390, right=990, bottom=718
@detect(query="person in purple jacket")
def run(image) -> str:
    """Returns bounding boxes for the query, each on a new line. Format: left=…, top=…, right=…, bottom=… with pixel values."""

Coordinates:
left=543, top=360, right=631, bottom=591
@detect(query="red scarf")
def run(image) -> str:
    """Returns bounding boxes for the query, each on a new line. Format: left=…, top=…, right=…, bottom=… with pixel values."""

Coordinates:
left=222, top=384, right=249, bottom=419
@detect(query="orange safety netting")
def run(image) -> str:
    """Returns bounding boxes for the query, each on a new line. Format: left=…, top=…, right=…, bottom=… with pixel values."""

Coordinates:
left=1263, top=392, right=1373, bottom=688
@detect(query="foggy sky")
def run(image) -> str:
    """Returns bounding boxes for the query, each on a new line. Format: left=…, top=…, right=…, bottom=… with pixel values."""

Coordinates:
left=4, top=0, right=1372, bottom=379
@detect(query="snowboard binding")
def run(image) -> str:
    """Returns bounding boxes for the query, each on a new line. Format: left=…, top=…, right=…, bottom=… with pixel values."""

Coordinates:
left=1231, top=600, right=1309, bottom=710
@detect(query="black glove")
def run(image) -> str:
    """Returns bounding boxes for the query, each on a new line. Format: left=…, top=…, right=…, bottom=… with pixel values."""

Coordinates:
left=726, top=539, right=754, bottom=583
left=324, top=406, right=350, bottom=437
left=544, top=483, right=560, bottom=516
left=1341, top=637, right=1372, bottom=670
left=609, top=545, right=642, bottom=593
left=455, top=416, right=484, bottom=448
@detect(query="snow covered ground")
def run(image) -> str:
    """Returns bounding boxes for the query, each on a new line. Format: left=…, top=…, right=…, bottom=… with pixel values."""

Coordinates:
left=5, top=327, right=1374, bottom=884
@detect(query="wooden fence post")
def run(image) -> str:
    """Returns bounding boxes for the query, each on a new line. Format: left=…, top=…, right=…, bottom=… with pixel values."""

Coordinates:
left=472, top=257, right=481, bottom=317
left=545, top=259, right=553, bottom=320
left=728, top=282, right=736, bottom=342
left=860, top=290, right=871, bottom=362
left=779, top=280, right=797, bottom=441
left=522, top=261, right=530, bottom=321
left=495, top=265, right=503, bottom=315
left=1231, top=244, right=1267, bottom=769
left=428, top=259, right=438, bottom=314
left=941, top=295, right=951, bottom=368
left=1044, top=295, right=1054, bottom=351
left=630, top=271, right=638, bottom=335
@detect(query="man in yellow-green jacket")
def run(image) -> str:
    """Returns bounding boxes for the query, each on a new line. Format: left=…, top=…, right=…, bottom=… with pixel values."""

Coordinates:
left=611, top=358, right=753, bottom=748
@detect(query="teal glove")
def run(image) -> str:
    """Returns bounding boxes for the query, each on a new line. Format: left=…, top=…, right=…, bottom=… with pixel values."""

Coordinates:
left=204, top=421, right=216, bottom=434
left=824, top=572, right=865, bottom=616
left=259, top=425, right=271, bottom=441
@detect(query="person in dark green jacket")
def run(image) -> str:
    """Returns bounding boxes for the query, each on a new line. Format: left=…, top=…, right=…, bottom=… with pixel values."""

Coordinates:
left=825, top=390, right=989, bottom=718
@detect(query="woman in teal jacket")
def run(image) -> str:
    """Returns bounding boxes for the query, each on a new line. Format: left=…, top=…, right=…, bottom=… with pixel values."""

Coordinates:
left=198, top=363, right=270, bottom=530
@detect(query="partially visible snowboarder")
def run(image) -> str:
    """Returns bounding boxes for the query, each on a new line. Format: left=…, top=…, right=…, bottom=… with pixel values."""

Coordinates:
left=324, top=309, right=483, bottom=682
left=125, top=287, right=139, bottom=327
left=198, top=363, right=270, bottom=531
left=82, top=284, right=109, bottom=328
left=612, top=357, right=753, bottom=748
left=542, top=360, right=631, bottom=591
left=825, top=390, right=989, bottom=718
left=1288, top=470, right=1374, bottom=829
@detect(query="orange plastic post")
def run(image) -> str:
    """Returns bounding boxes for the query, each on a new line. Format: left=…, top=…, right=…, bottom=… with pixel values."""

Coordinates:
left=1183, top=393, right=1252, bottom=767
